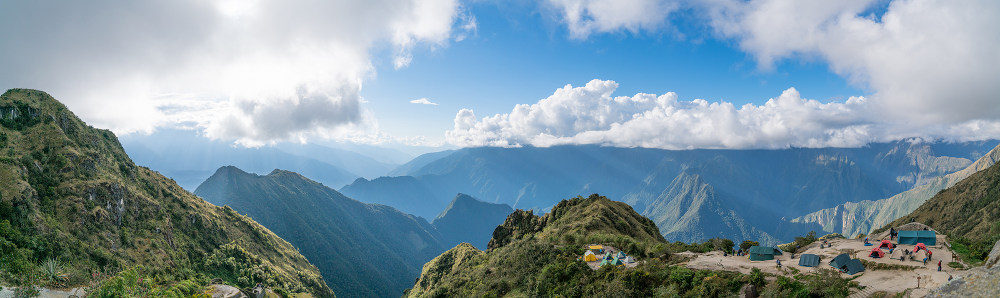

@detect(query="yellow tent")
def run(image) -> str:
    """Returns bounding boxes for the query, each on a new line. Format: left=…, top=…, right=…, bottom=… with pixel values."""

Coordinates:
left=589, top=245, right=604, bottom=253
left=583, top=250, right=598, bottom=262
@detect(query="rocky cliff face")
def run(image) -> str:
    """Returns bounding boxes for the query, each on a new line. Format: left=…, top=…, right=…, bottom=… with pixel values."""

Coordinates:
left=793, top=143, right=1000, bottom=238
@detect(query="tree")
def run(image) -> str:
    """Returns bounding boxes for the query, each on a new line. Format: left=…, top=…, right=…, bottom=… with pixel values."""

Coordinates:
left=740, top=240, right=760, bottom=252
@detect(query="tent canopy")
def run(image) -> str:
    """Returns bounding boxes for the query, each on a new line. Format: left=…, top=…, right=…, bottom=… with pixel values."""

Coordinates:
left=843, top=259, right=865, bottom=275
left=915, top=243, right=928, bottom=251
left=583, top=251, right=598, bottom=262
left=610, top=257, right=624, bottom=266
left=897, top=230, right=936, bottom=245
left=616, top=251, right=627, bottom=259
left=879, top=239, right=892, bottom=248
left=748, top=246, right=782, bottom=261
left=869, top=247, right=885, bottom=258
left=829, top=254, right=851, bottom=269
left=798, top=254, right=821, bottom=267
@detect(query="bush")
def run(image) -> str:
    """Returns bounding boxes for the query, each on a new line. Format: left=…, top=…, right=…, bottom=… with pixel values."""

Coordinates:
left=740, top=240, right=760, bottom=252
left=87, top=267, right=150, bottom=298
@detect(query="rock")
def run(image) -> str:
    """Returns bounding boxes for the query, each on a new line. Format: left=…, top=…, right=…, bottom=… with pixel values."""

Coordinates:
left=985, top=238, right=1000, bottom=269
left=926, top=267, right=1000, bottom=297
left=741, top=283, right=758, bottom=298
left=209, top=284, right=248, bottom=298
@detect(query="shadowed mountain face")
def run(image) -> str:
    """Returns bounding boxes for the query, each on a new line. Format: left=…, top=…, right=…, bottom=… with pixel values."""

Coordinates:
left=0, top=89, right=333, bottom=297
left=194, top=166, right=446, bottom=297
left=431, top=194, right=513, bottom=250
left=344, top=141, right=997, bottom=245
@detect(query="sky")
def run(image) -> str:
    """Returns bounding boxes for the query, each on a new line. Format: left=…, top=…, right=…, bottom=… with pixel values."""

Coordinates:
left=1, top=0, right=999, bottom=150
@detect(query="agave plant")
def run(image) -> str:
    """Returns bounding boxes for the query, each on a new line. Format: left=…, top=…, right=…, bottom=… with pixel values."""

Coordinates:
left=39, top=258, right=66, bottom=283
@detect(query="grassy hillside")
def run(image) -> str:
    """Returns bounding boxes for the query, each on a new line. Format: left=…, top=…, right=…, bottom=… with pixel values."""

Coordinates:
left=195, top=166, right=446, bottom=297
left=406, top=194, right=856, bottom=297
left=0, top=89, right=332, bottom=297
left=878, top=159, right=1000, bottom=265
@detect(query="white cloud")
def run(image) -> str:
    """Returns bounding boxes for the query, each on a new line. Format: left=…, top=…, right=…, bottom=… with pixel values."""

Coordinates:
left=547, top=0, right=679, bottom=39
left=707, top=0, right=1000, bottom=124
left=548, top=0, right=1000, bottom=128
left=0, top=0, right=466, bottom=146
left=446, top=79, right=1000, bottom=149
left=410, top=98, right=439, bottom=105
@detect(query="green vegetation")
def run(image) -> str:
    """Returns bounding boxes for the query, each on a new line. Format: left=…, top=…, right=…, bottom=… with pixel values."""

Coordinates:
left=779, top=231, right=819, bottom=253
left=0, top=89, right=332, bottom=297
left=878, top=157, right=1000, bottom=266
left=859, top=260, right=919, bottom=271
left=407, top=194, right=857, bottom=297
left=740, top=240, right=761, bottom=252
left=948, top=261, right=964, bottom=269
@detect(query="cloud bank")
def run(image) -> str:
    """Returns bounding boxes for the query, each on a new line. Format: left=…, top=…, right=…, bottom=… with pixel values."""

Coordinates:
left=446, top=79, right=1000, bottom=149
left=0, top=0, right=468, bottom=146
left=547, top=0, right=679, bottom=39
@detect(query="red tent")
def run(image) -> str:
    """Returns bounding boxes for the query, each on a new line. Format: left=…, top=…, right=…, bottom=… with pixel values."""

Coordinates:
left=869, top=247, right=885, bottom=258
left=879, top=239, right=892, bottom=249
left=915, top=243, right=928, bottom=251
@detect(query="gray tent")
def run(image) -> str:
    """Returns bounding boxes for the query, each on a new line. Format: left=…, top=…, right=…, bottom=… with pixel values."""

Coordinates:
left=748, top=246, right=783, bottom=261
left=798, top=254, right=820, bottom=267
left=829, top=254, right=865, bottom=275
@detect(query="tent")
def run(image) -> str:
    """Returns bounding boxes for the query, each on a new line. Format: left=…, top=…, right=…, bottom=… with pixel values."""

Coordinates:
left=798, top=254, right=821, bottom=267
left=583, top=251, right=598, bottom=262
left=829, top=254, right=851, bottom=269
left=748, top=246, right=782, bottom=261
left=616, top=251, right=627, bottom=259
left=842, top=259, right=865, bottom=275
left=869, top=247, right=885, bottom=258
left=915, top=243, right=928, bottom=252
left=830, top=254, right=865, bottom=274
left=624, top=256, right=636, bottom=263
left=897, top=230, right=936, bottom=245
left=879, top=239, right=893, bottom=249
left=610, top=257, right=625, bottom=266
left=589, top=245, right=604, bottom=254
left=599, top=259, right=609, bottom=266
left=604, top=253, right=614, bottom=261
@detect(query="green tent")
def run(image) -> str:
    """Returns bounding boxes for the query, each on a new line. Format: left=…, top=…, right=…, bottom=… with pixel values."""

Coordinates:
left=599, top=259, right=610, bottom=266
left=748, top=246, right=782, bottom=261
left=897, top=230, right=936, bottom=245
left=616, top=251, right=627, bottom=259
left=603, top=252, right=614, bottom=261
left=798, top=254, right=821, bottom=267
left=829, top=254, right=851, bottom=269
left=610, top=257, right=625, bottom=266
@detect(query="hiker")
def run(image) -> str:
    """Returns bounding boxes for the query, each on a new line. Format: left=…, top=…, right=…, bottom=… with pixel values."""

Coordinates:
left=938, top=260, right=942, bottom=271
left=776, top=259, right=782, bottom=269
left=890, top=227, right=895, bottom=240
left=889, top=247, right=894, bottom=254
left=923, top=257, right=927, bottom=265
left=900, top=255, right=905, bottom=262
left=928, top=250, right=933, bottom=260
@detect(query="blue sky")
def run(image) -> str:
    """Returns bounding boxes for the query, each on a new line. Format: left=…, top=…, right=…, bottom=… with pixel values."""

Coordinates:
left=363, top=1, right=866, bottom=142
left=1, top=0, right=997, bottom=149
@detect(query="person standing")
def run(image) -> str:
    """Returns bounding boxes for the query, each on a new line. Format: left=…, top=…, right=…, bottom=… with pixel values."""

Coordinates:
left=938, top=260, right=942, bottom=271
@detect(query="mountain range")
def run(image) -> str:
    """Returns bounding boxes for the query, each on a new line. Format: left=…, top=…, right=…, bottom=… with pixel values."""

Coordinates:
left=194, top=166, right=513, bottom=296
left=120, top=128, right=407, bottom=191
left=341, top=142, right=997, bottom=245
left=0, top=89, right=333, bottom=296
left=793, top=143, right=1000, bottom=238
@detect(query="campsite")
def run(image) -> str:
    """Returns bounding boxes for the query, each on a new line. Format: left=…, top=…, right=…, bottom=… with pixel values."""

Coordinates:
left=581, top=244, right=640, bottom=270
left=680, top=224, right=959, bottom=297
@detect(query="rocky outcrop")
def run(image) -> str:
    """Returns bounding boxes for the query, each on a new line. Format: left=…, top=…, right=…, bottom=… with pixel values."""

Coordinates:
left=986, top=238, right=1000, bottom=269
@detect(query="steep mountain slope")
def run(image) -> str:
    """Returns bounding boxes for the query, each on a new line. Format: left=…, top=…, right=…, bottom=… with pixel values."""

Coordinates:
left=431, top=194, right=513, bottom=249
left=793, top=143, right=1000, bottom=238
left=345, top=142, right=995, bottom=245
left=194, top=166, right=446, bottom=297
left=120, top=128, right=359, bottom=191
left=0, top=89, right=332, bottom=296
left=877, top=158, right=1000, bottom=264
left=340, top=176, right=446, bottom=219
left=407, top=194, right=672, bottom=297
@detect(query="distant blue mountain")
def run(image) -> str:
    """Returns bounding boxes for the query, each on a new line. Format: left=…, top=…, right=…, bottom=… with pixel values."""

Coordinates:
left=432, top=194, right=513, bottom=249
left=120, top=128, right=395, bottom=190
left=343, top=140, right=999, bottom=245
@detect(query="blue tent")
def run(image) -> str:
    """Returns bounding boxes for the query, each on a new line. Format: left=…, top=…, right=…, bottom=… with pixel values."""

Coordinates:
left=897, top=230, right=936, bottom=245
left=798, top=254, right=821, bottom=267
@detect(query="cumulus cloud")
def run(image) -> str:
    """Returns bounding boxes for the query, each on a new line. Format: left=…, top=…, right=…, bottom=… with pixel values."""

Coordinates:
left=410, top=98, right=439, bottom=105
left=446, top=79, right=1000, bottom=149
left=0, top=0, right=467, bottom=145
left=547, top=0, right=679, bottom=39
left=547, top=0, right=1000, bottom=127
left=708, top=0, right=1000, bottom=124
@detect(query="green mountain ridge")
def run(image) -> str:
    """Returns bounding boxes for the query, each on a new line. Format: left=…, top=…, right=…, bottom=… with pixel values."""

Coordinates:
left=794, top=143, right=1000, bottom=238
left=194, top=165, right=448, bottom=297
left=0, top=89, right=333, bottom=296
